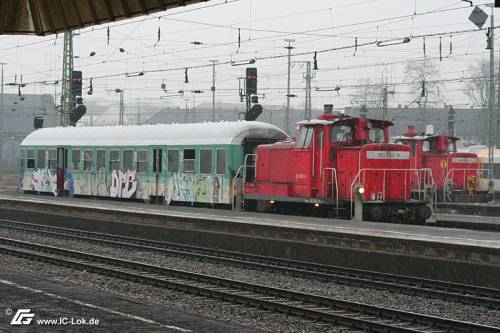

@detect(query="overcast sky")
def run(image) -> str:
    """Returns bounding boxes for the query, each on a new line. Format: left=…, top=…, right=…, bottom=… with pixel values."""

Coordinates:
left=0, top=0, right=497, bottom=113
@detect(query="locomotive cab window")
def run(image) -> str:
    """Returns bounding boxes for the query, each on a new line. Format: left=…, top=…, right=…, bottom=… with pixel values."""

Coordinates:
left=37, top=149, right=46, bottom=169
left=200, top=149, right=212, bottom=174
left=216, top=149, right=226, bottom=175
left=183, top=149, right=196, bottom=172
left=27, top=149, right=35, bottom=168
left=137, top=151, right=148, bottom=173
left=84, top=150, right=94, bottom=171
left=297, top=127, right=314, bottom=148
left=369, top=127, right=386, bottom=143
left=123, top=150, right=135, bottom=170
left=331, top=125, right=353, bottom=143
left=72, top=150, right=81, bottom=170
left=48, top=149, right=57, bottom=170
left=109, top=150, right=120, bottom=171
left=168, top=150, right=179, bottom=173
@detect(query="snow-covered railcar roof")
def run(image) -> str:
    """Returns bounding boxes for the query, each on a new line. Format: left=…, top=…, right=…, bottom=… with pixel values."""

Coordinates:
left=21, top=121, right=288, bottom=147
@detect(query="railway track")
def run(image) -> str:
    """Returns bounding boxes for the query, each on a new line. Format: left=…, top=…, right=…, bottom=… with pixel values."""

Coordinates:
left=0, top=236, right=497, bottom=333
left=0, top=218, right=499, bottom=311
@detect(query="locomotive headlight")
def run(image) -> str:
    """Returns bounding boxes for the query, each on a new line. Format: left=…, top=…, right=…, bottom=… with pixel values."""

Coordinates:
left=357, top=187, right=365, bottom=194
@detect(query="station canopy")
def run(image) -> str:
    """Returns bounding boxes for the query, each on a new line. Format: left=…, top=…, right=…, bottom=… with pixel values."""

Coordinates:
left=0, top=0, right=207, bottom=36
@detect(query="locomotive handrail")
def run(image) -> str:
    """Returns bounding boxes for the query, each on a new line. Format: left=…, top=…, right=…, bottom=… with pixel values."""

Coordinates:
left=322, top=168, right=339, bottom=216
left=349, top=168, right=436, bottom=219
left=443, top=168, right=490, bottom=202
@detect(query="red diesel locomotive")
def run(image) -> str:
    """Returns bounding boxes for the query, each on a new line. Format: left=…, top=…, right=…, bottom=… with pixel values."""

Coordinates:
left=242, top=112, right=434, bottom=224
left=394, top=126, right=488, bottom=202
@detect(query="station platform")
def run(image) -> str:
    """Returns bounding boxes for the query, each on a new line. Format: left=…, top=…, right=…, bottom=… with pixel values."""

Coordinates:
left=0, top=191, right=499, bottom=288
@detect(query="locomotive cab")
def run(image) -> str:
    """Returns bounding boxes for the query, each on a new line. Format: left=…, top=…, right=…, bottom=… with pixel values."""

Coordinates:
left=243, top=113, right=433, bottom=224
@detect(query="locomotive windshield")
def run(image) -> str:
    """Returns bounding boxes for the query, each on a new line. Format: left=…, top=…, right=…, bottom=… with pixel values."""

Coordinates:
left=296, top=127, right=314, bottom=148
left=331, top=125, right=353, bottom=143
left=369, top=127, right=386, bottom=143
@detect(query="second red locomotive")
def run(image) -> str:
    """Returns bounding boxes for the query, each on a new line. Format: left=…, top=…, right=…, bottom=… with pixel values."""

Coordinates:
left=394, top=126, right=488, bottom=202
left=242, top=110, right=434, bottom=224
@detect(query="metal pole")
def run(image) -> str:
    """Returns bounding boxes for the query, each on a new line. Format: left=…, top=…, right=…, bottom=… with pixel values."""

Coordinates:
left=382, top=86, right=388, bottom=121
left=305, top=61, right=311, bottom=120
left=285, top=39, right=295, bottom=135
left=118, top=90, right=124, bottom=125
left=192, top=93, right=196, bottom=123
left=210, top=60, right=218, bottom=122
left=0, top=63, right=5, bottom=131
left=489, top=7, right=495, bottom=185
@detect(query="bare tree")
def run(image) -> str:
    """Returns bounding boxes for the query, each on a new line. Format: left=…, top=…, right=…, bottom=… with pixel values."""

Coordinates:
left=463, top=58, right=492, bottom=108
left=462, top=58, right=497, bottom=144
left=350, top=78, right=384, bottom=109
left=404, top=59, right=443, bottom=109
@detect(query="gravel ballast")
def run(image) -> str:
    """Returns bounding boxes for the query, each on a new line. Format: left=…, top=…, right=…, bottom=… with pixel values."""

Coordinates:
left=0, top=227, right=499, bottom=329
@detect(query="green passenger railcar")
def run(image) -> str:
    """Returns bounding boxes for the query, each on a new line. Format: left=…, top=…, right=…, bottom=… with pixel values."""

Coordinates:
left=20, top=122, right=287, bottom=207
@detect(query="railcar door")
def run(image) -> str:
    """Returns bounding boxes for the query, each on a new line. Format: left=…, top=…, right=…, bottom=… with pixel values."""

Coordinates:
left=152, top=147, right=164, bottom=198
left=56, top=147, right=68, bottom=195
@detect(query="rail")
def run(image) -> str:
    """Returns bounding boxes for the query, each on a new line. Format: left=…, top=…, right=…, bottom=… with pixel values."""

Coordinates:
left=322, top=167, right=339, bottom=216
left=350, top=168, right=436, bottom=219
left=443, top=168, right=491, bottom=202
left=0, top=236, right=497, bottom=332
left=2, top=218, right=499, bottom=309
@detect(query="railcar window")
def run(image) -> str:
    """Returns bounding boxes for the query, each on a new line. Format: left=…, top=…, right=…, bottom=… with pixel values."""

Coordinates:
left=27, top=150, right=35, bottom=168
left=21, top=149, right=26, bottom=168
left=494, top=165, right=500, bottom=180
left=331, top=125, right=353, bottom=143
left=168, top=150, right=179, bottom=173
left=200, top=149, right=212, bottom=174
left=48, top=149, right=57, bottom=170
left=183, top=149, right=196, bottom=172
left=369, top=127, right=386, bottom=143
left=37, top=149, right=46, bottom=169
left=123, top=150, right=134, bottom=170
left=97, top=150, right=106, bottom=171
left=448, top=143, right=456, bottom=153
left=216, top=149, right=226, bottom=175
left=109, top=150, right=120, bottom=171
left=137, top=151, right=148, bottom=173
left=84, top=150, right=94, bottom=171
left=72, top=150, right=81, bottom=170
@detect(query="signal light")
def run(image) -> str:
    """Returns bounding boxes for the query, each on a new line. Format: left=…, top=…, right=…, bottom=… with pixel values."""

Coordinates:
left=245, top=104, right=262, bottom=121
left=246, top=67, right=257, bottom=95
left=71, top=71, right=83, bottom=97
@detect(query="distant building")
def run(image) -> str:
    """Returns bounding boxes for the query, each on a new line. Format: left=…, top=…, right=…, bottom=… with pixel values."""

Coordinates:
left=144, top=102, right=327, bottom=135
left=0, top=94, right=56, bottom=183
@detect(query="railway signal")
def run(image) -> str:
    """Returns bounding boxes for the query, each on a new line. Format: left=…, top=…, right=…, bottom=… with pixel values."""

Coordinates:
left=71, top=70, right=82, bottom=97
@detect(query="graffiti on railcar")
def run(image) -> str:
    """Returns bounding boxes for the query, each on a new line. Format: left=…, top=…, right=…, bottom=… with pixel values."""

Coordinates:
left=166, top=173, right=230, bottom=204
left=110, top=170, right=138, bottom=198
left=20, top=168, right=58, bottom=196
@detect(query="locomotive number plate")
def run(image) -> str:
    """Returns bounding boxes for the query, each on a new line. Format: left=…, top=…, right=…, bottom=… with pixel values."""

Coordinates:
left=451, top=157, right=477, bottom=163
left=366, top=151, right=410, bottom=160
